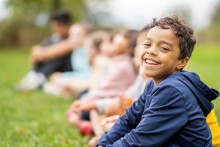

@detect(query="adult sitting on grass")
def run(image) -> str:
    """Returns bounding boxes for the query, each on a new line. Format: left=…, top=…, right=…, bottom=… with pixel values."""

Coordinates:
left=15, top=10, right=73, bottom=91
left=43, top=30, right=112, bottom=98
left=98, top=15, right=219, bottom=146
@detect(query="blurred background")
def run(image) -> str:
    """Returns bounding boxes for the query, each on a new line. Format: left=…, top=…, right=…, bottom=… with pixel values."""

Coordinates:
left=0, top=0, right=220, bottom=46
left=0, top=0, right=219, bottom=146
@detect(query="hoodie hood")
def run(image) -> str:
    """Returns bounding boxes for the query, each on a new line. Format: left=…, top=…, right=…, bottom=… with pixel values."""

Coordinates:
left=175, top=71, right=219, bottom=116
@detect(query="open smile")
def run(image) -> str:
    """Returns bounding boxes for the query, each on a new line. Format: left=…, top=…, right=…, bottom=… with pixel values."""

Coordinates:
left=144, top=58, right=160, bottom=66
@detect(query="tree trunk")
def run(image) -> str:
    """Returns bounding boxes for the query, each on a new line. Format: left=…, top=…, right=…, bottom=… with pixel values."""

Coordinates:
left=52, top=0, right=61, bottom=12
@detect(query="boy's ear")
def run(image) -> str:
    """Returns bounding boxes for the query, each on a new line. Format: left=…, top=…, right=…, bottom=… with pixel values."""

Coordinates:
left=177, top=57, right=189, bottom=70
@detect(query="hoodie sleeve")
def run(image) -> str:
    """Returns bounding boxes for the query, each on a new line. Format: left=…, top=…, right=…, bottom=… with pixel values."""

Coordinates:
left=98, top=92, right=146, bottom=146
left=99, top=85, right=189, bottom=147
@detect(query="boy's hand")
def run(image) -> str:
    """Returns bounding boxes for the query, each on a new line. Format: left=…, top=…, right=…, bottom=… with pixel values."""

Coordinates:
left=101, top=115, right=120, bottom=131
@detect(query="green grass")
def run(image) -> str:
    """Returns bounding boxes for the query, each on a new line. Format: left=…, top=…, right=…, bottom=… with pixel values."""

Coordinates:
left=186, top=43, right=220, bottom=116
left=0, top=48, right=89, bottom=146
left=0, top=44, right=219, bottom=146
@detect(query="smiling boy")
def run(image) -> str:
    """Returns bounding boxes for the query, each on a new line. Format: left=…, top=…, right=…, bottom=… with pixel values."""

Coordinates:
left=98, top=16, right=219, bottom=146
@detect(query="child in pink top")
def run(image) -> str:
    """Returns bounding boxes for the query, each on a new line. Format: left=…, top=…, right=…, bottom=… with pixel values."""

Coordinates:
left=66, top=29, right=139, bottom=130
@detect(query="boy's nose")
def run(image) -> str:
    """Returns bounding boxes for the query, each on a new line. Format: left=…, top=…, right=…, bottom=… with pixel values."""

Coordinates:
left=140, top=45, right=157, bottom=61
left=146, top=45, right=157, bottom=55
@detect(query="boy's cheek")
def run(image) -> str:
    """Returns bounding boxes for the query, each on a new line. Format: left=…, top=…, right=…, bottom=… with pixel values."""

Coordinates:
left=140, top=48, right=147, bottom=58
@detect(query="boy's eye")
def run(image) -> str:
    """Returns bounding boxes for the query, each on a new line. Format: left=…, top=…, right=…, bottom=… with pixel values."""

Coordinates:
left=160, top=47, right=170, bottom=52
left=143, top=43, right=151, bottom=48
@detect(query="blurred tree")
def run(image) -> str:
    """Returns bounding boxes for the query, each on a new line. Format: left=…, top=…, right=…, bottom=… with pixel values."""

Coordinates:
left=198, top=2, right=220, bottom=43
left=5, top=0, right=86, bottom=18
left=164, top=4, right=193, bottom=27
left=211, top=3, right=220, bottom=26
left=0, top=0, right=86, bottom=47
left=84, top=0, right=114, bottom=28
left=53, top=0, right=61, bottom=11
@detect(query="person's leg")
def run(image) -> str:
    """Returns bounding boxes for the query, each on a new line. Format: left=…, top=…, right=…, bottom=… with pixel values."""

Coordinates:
left=88, top=110, right=106, bottom=147
left=90, top=110, right=105, bottom=136
left=14, top=70, right=46, bottom=91
left=34, top=54, right=72, bottom=77
left=81, top=111, right=90, bottom=121
left=14, top=53, right=71, bottom=91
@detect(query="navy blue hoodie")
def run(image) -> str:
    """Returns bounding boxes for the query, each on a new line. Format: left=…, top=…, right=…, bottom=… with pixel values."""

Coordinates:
left=98, top=71, right=219, bottom=147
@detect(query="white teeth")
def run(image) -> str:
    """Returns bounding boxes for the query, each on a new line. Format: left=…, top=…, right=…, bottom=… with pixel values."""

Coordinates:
left=145, top=59, right=158, bottom=64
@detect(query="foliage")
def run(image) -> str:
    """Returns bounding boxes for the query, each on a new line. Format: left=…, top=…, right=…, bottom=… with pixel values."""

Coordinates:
left=0, top=0, right=86, bottom=46
left=5, top=0, right=86, bottom=20
left=164, top=4, right=192, bottom=27
left=211, top=2, right=220, bottom=26
left=198, top=2, right=220, bottom=43
left=0, top=44, right=219, bottom=145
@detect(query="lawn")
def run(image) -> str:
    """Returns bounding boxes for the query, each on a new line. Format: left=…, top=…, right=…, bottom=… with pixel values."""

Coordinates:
left=186, top=43, right=220, bottom=115
left=0, top=47, right=89, bottom=146
left=0, top=44, right=219, bottom=146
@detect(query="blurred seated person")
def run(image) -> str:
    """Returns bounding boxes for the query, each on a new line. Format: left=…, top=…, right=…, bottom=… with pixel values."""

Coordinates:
left=66, top=29, right=139, bottom=131
left=15, top=10, right=73, bottom=91
left=43, top=30, right=112, bottom=98
left=87, top=31, right=151, bottom=145
left=89, top=29, right=148, bottom=117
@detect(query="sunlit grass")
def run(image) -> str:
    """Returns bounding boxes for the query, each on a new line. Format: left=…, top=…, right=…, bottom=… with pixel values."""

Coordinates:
left=0, top=43, right=219, bottom=146
left=186, top=43, right=220, bottom=116
left=0, top=48, right=89, bottom=146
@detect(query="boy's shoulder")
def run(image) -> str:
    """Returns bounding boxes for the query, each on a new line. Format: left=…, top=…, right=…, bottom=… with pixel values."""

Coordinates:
left=145, top=70, right=218, bottom=100
left=144, top=71, right=199, bottom=96
left=159, top=71, right=199, bottom=88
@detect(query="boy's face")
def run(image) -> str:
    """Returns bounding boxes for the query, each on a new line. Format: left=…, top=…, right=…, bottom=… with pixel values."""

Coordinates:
left=141, top=26, right=188, bottom=85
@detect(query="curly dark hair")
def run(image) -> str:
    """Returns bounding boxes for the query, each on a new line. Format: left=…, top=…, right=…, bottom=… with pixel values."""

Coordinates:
left=143, top=15, right=196, bottom=59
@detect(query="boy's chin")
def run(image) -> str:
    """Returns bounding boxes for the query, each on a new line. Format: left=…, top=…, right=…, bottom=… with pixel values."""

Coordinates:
left=142, top=70, right=154, bottom=77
